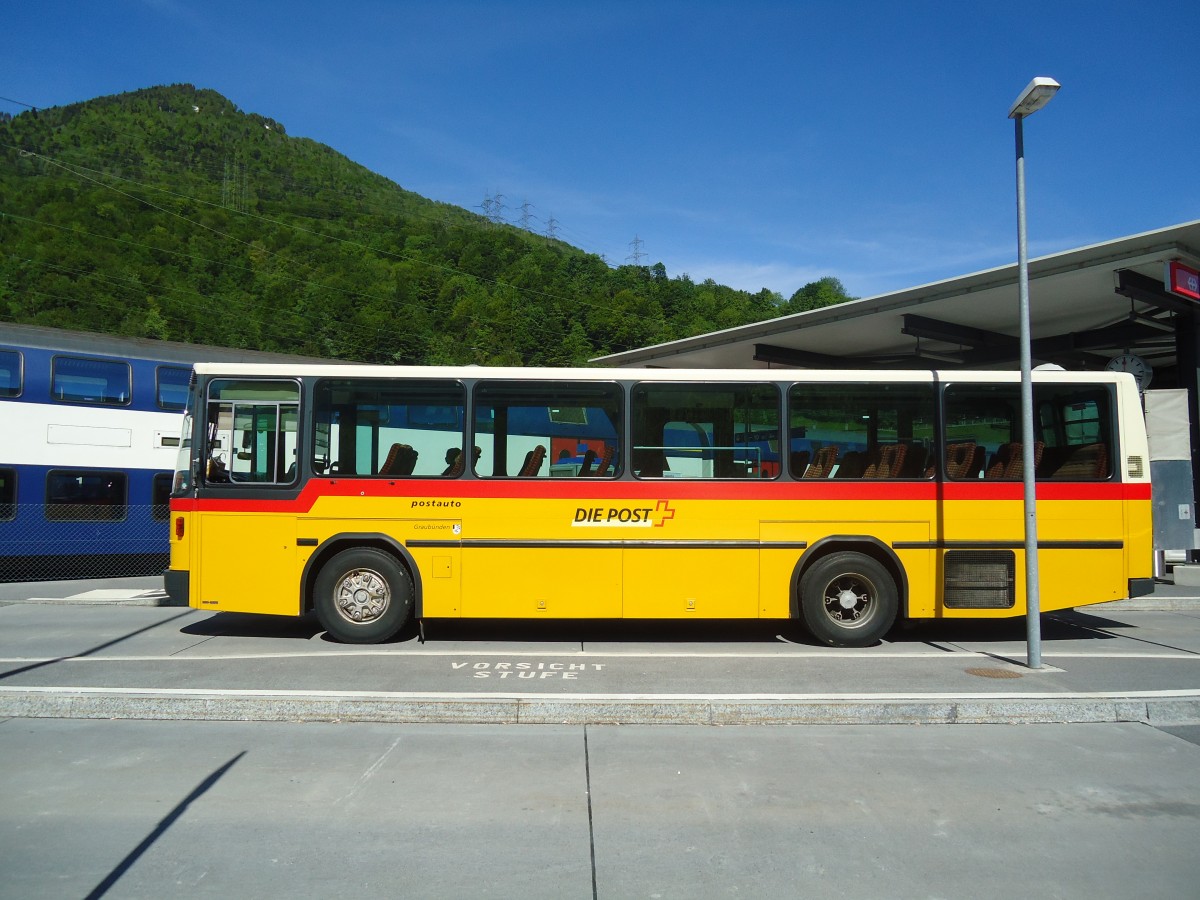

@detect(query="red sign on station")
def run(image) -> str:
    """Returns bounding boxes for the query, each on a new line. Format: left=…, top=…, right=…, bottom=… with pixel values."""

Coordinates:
left=1166, top=260, right=1200, bottom=301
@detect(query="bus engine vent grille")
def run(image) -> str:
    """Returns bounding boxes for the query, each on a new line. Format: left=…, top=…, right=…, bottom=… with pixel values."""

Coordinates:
left=1127, top=455, right=1144, bottom=478
left=943, top=550, right=1015, bottom=609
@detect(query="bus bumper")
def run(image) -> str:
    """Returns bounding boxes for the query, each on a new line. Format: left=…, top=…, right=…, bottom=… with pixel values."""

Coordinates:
left=1128, top=577, right=1155, bottom=599
left=165, top=569, right=190, bottom=606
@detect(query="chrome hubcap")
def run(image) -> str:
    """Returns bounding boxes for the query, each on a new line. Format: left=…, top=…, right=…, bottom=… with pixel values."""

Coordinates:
left=334, top=568, right=390, bottom=624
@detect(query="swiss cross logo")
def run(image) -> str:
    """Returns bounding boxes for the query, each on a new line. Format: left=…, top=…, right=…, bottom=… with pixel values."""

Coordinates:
left=1168, top=261, right=1200, bottom=301
left=652, top=499, right=676, bottom=527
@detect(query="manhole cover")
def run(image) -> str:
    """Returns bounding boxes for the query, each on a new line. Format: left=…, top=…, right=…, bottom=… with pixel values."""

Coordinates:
left=964, top=666, right=1023, bottom=679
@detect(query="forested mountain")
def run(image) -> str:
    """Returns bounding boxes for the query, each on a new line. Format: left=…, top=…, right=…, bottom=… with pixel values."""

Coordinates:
left=0, top=84, right=852, bottom=364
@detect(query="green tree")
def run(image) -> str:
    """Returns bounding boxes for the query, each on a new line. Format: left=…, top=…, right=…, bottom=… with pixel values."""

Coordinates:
left=783, top=277, right=854, bottom=314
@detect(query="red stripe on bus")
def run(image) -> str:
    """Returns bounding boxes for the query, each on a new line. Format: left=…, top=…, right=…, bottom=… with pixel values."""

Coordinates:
left=170, top=478, right=1149, bottom=514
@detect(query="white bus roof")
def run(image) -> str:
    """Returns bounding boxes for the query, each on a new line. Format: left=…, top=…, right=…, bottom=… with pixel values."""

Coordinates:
left=191, top=362, right=1136, bottom=386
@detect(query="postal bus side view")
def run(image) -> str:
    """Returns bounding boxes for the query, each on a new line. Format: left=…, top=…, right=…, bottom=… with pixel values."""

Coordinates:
left=164, top=364, right=1153, bottom=647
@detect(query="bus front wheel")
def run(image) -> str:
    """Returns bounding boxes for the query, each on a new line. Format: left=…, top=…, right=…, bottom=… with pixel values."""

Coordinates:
left=798, top=551, right=897, bottom=647
left=314, top=548, right=413, bottom=644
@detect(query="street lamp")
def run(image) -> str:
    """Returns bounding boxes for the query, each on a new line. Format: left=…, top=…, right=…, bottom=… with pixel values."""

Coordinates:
left=1009, top=76, right=1059, bottom=669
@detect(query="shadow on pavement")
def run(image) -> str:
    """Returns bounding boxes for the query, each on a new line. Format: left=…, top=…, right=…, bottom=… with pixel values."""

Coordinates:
left=889, top=610, right=1131, bottom=646
left=85, top=752, right=246, bottom=900
left=177, top=608, right=1139, bottom=648
left=181, top=612, right=325, bottom=641
left=421, top=617, right=813, bottom=645
left=181, top=613, right=812, bottom=646
left=0, top=610, right=196, bottom=681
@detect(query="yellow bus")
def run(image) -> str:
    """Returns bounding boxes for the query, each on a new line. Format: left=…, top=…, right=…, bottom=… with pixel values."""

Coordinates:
left=164, top=365, right=1153, bottom=646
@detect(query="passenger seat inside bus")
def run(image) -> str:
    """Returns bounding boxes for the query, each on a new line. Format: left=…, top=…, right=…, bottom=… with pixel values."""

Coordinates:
left=593, top=444, right=615, bottom=476
left=380, top=443, right=418, bottom=477
left=939, top=441, right=984, bottom=479
left=863, top=443, right=907, bottom=479
left=803, top=445, right=839, bottom=478
left=519, top=445, right=546, bottom=476
left=984, top=441, right=1044, bottom=479
left=577, top=446, right=616, bottom=477
left=1040, top=442, right=1109, bottom=480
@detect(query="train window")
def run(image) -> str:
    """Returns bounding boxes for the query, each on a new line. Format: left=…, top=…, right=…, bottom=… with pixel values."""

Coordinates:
left=0, top=468, right=14, bottom=521
left=0, top=350, right=21, bottom=398
left=51, top=356, right=131, bottom=405
left=151, top=472, right=172, bottom=520
left=45, top=470, right=127, bottom=521
left=157, top=366, right=192, bottom=411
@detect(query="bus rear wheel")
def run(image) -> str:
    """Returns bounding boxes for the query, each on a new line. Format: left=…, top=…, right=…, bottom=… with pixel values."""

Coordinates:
left=798, top=551, right=897, bottom=647
left=314, top=548, right=413, bottom=644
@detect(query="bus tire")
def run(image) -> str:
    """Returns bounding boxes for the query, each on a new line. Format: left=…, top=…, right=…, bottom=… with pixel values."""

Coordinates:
left=798, top=551, right=897, bottom=647
left=314, top=548, right=413, bottom=644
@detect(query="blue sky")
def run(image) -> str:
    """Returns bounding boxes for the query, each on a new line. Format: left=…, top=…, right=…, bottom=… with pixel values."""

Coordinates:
left=2, top=0, right=1196, bottom=300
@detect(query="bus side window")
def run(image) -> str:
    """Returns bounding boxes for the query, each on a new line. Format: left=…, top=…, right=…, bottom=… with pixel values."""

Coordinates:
left=1035, top=387, right=1113, bottom=481
left=942, top=383, right=1113, bottom=482
left=632, top=382, right=779, bottom=479
left=789, top=383, right=934, bottom=480
left=312, top=379, right=465, bottom=479
left=473, top=381, right=622, bottom=479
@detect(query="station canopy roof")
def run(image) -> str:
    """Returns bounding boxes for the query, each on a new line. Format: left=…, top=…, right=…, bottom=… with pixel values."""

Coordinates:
left=595, top=220, right=1200, bottom=376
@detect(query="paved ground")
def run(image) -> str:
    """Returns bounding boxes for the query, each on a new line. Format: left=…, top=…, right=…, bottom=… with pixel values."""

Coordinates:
left=0, top=576, right=1197, bottom=726
left=1, top=717, right=1198, bottom=899
left=2, top=577, right=1198, bottom=897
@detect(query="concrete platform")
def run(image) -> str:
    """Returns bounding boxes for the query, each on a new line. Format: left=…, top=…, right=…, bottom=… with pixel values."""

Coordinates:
left=1170, top=564, right=1200, bottom=587
left=0, top=584, right=1197, bottom=726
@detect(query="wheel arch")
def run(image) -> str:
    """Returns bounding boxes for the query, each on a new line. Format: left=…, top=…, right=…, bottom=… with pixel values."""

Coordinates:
left=789, top=535, right=909, bottom=621
left=300, top=533, right=424, bottom=618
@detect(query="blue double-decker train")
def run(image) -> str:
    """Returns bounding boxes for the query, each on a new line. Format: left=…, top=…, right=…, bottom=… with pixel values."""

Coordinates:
left=0, top=324, right=321, bottom=581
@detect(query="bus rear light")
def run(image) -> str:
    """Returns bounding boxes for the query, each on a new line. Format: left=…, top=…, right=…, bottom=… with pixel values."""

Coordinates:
left=175, top=517, right=185, bottom=540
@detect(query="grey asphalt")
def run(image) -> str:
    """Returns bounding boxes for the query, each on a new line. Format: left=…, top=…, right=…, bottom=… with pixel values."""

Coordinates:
left=0, top=577, right=1197, bottom=726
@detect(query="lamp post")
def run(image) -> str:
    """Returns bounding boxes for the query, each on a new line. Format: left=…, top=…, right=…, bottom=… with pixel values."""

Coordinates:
left=1009, top=76, right=1060, bottom=669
